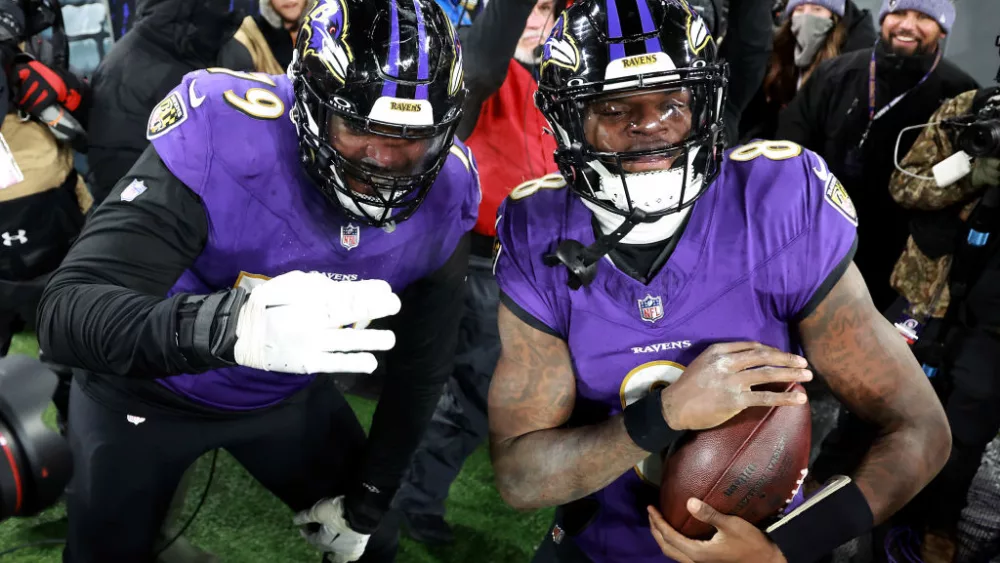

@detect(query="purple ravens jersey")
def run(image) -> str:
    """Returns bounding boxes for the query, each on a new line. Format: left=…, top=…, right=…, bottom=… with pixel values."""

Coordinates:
left=494, top=142, right=858, bottom=563
left=145, top=68, right=479, bottom=410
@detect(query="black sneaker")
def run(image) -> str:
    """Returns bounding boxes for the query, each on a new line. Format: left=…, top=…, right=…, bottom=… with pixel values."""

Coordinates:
left=401, top=513, right=455, bottom=546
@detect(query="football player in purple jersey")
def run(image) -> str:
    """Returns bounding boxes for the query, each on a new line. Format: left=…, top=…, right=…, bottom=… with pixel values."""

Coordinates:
left=487, top=1, right=950, bottom=562
left=37, top=0, right=478, bottom=561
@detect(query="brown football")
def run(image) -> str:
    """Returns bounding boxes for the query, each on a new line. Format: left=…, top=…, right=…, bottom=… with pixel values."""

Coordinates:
left=659, top=382, right=811, bottom=539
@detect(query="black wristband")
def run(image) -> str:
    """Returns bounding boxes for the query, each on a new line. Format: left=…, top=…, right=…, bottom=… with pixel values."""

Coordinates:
left=205, top=287, right=248, bottom=362
left=766, top=476, right=874, bottom=563
left=343, top=480, right=397, bottom=535
left=175, top=287, right=248, bottom=370
left=622, top=387, right=685, bottom=454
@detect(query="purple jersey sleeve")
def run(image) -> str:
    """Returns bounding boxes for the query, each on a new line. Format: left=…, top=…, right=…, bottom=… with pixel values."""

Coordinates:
left=494, top=193, right=565, bottom=337
left=761, top=148, right=859, bottom=320
left=450, top=140, right=482, bottom=236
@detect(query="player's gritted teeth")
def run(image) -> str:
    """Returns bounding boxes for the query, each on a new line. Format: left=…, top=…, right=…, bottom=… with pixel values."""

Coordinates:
left=622, top=154, right=678, bottom=173
left=345, top=175, right=377, bottom=197
left=583, top=88, right=694, bottom=174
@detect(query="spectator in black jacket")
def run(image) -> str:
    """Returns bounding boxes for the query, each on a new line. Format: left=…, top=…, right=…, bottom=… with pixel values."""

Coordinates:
left=717, top=0, right=777, bottom=145
left=230, top=0, right=310, bottom=75
left=775, top=0, right=977, bottom=312
left=739, top=0, right=877, bottom=141
left=86, top=0, right=251, bottom=205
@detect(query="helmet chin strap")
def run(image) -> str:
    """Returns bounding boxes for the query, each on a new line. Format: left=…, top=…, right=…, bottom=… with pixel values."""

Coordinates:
left=545, top=150, right=702, bottom=289
left=544, top=207, right=652, bottom=290
left=584, top=153, right=702, bottom=245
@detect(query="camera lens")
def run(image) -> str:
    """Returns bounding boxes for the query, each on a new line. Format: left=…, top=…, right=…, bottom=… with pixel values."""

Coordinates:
left=0, top=416, right=28, bottom=520
left=0, top=356, right=73, bottom=522
left=959, top=118, right=1000, bottom=158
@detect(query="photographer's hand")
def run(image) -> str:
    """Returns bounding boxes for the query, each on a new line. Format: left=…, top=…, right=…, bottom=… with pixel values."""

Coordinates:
left=971, top=157, right=1000, bottom=188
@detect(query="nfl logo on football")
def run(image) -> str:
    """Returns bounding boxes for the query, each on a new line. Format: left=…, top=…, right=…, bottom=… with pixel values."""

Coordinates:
left=340, top=223, right=360, bottom=250
left=638, top=294, right=664, bottom=323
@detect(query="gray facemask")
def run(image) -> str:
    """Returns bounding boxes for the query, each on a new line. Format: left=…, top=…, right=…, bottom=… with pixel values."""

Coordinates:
left=791, top=13, right=834, bottom=68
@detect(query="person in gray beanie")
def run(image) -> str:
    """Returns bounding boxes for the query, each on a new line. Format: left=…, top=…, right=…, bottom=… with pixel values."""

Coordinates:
left=776, top=0, right=977, bottom=559
left=739, top=0, right=876, bottom=140
left=776, top=0, right=975, bottom=314
left=878, top=0, right=954, bottom=56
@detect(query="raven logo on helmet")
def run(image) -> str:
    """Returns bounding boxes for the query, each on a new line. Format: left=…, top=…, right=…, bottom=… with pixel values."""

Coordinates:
left=445, top=17, right=464, bottom=96
left=301, top=0, right=354, bottom=84
left=683, top=1, right=711, bottom=55
left=541, top=15, right=581, bottom=73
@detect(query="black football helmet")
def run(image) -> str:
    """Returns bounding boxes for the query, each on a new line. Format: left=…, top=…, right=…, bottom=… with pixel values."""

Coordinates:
left=535, top=0, right=727, bottom=227
left=290, top=0, right=466, bottom=227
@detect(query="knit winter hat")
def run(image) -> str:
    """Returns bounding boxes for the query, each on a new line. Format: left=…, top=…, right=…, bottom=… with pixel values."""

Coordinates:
left=784, top=0, right=846, bottom=19
left=878, top=0, right=955, bottom=33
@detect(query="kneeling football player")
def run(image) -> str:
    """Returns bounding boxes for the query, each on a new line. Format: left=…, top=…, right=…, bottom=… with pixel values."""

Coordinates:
left=488, top=1, right=949, bottom=562
left=36, top=0, right=478, bottom=561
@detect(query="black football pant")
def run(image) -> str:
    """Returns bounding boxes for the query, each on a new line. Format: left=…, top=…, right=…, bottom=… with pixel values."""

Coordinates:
left=393, top=254, right=500, bottom=517
left=63, top=376, right=399, bottom=563
left=530, top=502, right=599, bottom=563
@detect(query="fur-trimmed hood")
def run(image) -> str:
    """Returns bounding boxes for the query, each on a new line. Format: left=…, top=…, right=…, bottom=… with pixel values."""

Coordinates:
left=259, top=0, right=311, bottom=30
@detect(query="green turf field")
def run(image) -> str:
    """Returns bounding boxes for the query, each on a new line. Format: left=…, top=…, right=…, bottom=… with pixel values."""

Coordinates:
left=0, top=334, right=553, bottom=562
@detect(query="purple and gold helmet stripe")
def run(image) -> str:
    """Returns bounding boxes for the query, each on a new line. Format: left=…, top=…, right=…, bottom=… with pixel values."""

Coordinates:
left=605, top=0, right=627, bottom=61
left=413, top=0, right=430, bottom=100
left=635, top=0, right=664, bottom=54
left=381, top=0, right=401, bottom=98
left=606, top=0, right=666, bottom=61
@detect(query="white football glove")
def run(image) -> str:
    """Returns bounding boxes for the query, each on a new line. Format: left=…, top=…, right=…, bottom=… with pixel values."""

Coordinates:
left=232, top=271, right=400, bottom=374
left=293, top=496, right=371, bottom=562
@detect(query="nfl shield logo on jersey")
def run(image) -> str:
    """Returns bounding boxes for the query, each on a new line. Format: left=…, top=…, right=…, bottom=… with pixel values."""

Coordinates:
left=638, top=294, right=664, bottom=323
left=120, top=179, right=147, bottom=202
left=340, top=223, right=360, bottom=250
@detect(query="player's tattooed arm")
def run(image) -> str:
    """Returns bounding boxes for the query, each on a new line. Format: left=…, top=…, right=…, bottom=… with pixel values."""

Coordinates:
left=797, top=263, right=950, bottom=524
left=488, top=303, right=650, bottom=510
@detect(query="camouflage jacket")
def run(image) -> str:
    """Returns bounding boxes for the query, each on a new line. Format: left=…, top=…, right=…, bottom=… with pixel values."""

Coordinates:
left=889, top=90, right=982, bottom=319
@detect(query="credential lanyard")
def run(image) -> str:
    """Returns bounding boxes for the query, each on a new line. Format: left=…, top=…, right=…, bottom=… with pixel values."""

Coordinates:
left=857, top=46, right=941, bottom=149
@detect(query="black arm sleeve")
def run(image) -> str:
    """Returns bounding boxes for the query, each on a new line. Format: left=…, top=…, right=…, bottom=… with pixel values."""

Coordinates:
left=344, top=233, right=471, bottom=532
left=719, top=0, right=774, bottom=144
left=455, top=0, right=538, bottom=140
left=36, top=145, right=212, bottom=378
